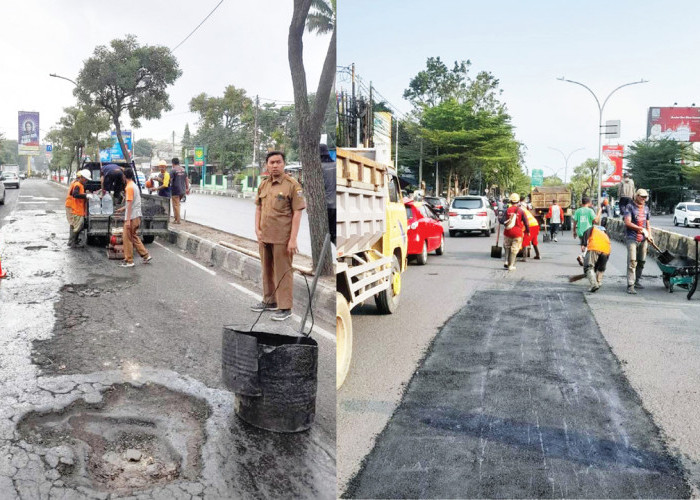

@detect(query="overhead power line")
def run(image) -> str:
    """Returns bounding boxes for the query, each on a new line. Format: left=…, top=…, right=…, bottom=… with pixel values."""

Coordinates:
left=171, top=0, right=225, bottom=52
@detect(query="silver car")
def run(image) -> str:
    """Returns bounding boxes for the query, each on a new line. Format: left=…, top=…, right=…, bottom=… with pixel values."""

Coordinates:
left=448, top=195, right=497, bottom=237
left=0, top=175, right=5, bottom=205
left=2, top=172, right=20, bottom=189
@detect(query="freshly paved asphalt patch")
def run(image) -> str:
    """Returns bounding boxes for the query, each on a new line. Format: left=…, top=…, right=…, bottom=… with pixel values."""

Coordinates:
left=344, top=287, right=690, bottom=499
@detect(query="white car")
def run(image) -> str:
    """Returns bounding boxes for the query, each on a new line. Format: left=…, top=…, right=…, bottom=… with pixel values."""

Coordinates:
left=674, top=202, right=700, bottom=227
left=448, top=196, right=497, bottom=237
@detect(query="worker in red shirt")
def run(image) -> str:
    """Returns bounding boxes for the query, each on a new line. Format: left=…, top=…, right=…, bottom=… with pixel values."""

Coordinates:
left=500, top=193, right=530, bottom=271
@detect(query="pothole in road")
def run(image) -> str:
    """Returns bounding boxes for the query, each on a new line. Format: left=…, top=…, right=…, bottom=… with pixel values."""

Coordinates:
left=17, top=383, right=210, bottom=494
left=24, top=244, right=48, bottom=250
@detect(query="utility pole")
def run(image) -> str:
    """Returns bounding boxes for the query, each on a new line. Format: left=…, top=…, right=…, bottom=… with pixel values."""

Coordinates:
left=352, top=63, right=359, bottom=147
left=253, top=94, right=259, bottom=165
left=172, top=131, right=175, bottom=160
left=419, top=137, right=423, bottom=191
left=436, top=146, right=440, bottom=196
left=394, top=116, right=399, bottom=168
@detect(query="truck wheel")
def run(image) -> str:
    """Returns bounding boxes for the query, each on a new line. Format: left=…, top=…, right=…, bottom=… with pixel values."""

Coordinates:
left=415, top=242, right=428, bottom=265
left=336, top=292, right=352, bottom=390
left=142, top=235, right=155, bottom=244
left=375, top=254, right=401, bottom=314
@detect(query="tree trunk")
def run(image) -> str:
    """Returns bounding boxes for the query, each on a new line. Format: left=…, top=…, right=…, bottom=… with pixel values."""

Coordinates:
left=113, top=117, right=130, bottom=162
left=288, top=0, right=335, bottom=275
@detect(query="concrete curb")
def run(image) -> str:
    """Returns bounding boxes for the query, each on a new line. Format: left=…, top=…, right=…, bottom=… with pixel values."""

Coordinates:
left=607, top=218, right=698, bottom=260
left=157, top=229, right=336, bottom=329
left=189, top=188, right=254, bottom=199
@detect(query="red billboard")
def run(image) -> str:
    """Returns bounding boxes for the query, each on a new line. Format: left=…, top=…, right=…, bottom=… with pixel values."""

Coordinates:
left=647, top=107, right=700, bottom=142
left=602, top=145, right=623, bottom=188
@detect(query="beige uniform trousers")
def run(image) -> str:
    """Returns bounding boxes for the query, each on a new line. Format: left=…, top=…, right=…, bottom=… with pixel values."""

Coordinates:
left=259, top=242, right=294, bottom=310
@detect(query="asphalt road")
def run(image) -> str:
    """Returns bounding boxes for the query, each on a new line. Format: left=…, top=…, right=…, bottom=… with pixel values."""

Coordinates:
left=338, top=223, right=700, bottom=497
left=650, top=214, right=700, bottom=237
left=181, top=193, right=312, bottom=255
left=0, top=184, right=21, bottom=230
left=0, top=180, right=335, bottom=499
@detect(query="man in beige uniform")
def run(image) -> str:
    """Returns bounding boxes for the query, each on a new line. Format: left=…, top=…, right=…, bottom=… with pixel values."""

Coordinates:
left=252, top=151, right=306, bottom=321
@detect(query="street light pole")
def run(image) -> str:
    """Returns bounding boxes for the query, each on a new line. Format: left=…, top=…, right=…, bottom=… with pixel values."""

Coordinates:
left=49, top=73, right=77, bottom=86
left=548, top=146, right=584, bottom=184
left=557, top=77, right=648, bottom=206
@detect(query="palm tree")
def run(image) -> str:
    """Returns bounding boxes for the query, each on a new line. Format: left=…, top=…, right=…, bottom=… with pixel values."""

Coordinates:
left=306, top=0, right=335, bottom=35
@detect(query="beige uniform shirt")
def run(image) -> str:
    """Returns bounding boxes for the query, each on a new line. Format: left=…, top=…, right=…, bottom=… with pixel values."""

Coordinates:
left=256, top=174, right=306, bottom=244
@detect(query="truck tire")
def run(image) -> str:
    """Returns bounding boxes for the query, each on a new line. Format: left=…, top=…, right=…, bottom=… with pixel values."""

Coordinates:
left=336, top=292, right=352, bottom=390
left=375, top=254, right=401, bottom=314
left=142, top=235, right=155, bottom=244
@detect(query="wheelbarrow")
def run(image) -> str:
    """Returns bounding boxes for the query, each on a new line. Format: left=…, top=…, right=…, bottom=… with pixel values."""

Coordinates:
left=651, top=236, right=700, bottom=299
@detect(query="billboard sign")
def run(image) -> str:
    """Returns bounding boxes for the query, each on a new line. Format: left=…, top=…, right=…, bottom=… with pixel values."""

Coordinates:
left=602, top=145, right=624, bottom=188
left=373, top=111, right=392, bottom=166
left=194, top=146, right=204, bottom=167
left=18, top=111, right=40, bottom=156
left=647, top=107, right=700, bottom=142
left=110, top=130, right=132, bottom=160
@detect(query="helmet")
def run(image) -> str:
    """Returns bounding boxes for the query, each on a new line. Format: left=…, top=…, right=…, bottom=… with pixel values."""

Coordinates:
left=145, top=179, right=153, bottom=189
left=78, top=169, right=92, bottom=181
left=509, top=193, right=520, bottom=203
left=157, top=159, right=168, bottom=167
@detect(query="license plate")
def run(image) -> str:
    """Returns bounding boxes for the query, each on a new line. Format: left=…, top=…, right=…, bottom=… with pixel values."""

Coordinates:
left=461, top=215, right=473, bottom=220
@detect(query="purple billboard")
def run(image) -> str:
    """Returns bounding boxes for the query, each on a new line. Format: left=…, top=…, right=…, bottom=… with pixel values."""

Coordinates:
left=18, top=111, right=40, bottom=155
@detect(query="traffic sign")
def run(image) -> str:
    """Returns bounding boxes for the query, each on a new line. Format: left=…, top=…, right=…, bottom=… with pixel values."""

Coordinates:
left=531, top=169, right=544, bottom=187
left=46, top=144, right=52, bottom=152
left=194, top=146, right=204, bottom=167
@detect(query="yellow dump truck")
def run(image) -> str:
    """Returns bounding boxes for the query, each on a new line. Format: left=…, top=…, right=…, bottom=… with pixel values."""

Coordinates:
left=530, top=185, right=573, bottom=230
left=336, top=148, right=408, bottom=389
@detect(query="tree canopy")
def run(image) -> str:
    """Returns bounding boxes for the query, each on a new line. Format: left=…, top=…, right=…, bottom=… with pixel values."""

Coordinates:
left=75, top=35, right=181, bottom=161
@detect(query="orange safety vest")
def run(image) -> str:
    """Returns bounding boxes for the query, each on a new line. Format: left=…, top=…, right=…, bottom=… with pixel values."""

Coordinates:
left=587, top=227, right=611, bottom=255
left=522, top=207, right=539, bottom=227
left=66, top=181, right=86, bottom=216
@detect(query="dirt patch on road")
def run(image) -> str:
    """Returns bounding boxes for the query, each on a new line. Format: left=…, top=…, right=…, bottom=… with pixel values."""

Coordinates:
left=18, top=383, right=210, bottom=494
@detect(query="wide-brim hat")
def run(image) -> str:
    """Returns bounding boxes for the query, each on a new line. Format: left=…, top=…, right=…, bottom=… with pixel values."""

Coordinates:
left=636, top=188, right=649, bottom=197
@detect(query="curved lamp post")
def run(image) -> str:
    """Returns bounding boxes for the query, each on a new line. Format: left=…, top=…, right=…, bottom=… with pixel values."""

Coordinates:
left=557, top=77, right=648, bottom=205
left=548, top=146, right=584, bottom=184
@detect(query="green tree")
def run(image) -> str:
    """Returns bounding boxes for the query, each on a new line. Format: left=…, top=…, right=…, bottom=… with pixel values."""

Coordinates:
left=44, top=105, right=111, bottom=181
left=626, top=138, right=692, bottom=211
left=403, top=57, right=470, bottom=109
left=568, top=158, right=598, bottom=204
left=543, top=175, right=564, bottom=186
left=134, top=138, right=154, bottom=158
left=0, top=134, right=19, bottom=166
left=289, top=0, right=336, bottom=273
left=306, top=0, right=335, bottom=34
left=75, top=35, right=181, bottom=162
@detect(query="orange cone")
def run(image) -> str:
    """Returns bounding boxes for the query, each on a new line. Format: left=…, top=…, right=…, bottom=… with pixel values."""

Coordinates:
left=0, top=257, right=6, bottom=279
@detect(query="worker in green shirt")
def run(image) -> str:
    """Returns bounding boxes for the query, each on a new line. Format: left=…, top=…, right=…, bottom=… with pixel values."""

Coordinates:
left=572, top=196, right=599, bottom=266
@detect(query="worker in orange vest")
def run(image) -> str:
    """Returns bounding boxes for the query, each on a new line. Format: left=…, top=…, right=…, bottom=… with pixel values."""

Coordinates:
left=520, top=202, right=541, bottom=261
left=65, top=169, right=92, bottom=248
left=582, top=225, right=611, bottom=292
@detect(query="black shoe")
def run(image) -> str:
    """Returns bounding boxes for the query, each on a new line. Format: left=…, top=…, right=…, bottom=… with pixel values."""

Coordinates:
left=634, top=281, right=644, bottom=289
left=251, top=301, right=278, bottom=312
left=271, top=309, right=292, bottom=321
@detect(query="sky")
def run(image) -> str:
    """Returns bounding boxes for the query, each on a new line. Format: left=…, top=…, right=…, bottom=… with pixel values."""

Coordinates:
left=338, top=0, right=700, bottom=183
left=0, top=0, right=331, bottom=152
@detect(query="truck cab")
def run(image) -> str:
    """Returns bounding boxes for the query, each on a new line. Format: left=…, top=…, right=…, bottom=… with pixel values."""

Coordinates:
left=81, top=161, right=170, bottom=245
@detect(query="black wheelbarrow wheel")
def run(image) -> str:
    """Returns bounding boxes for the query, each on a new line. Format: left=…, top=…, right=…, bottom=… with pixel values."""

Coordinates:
left=688, top=274, right=698, bottom=300
left=662, top=274, right=671, bottom=291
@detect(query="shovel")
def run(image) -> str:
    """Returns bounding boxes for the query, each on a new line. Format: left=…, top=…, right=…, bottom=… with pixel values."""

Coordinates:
left=491, top=221, right=503, bottom=259
left=647, top=237, right=675, bottom=265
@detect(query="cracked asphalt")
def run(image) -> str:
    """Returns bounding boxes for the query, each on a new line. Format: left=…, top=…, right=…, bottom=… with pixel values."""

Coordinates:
left=0, top=180, right=335, bottom=499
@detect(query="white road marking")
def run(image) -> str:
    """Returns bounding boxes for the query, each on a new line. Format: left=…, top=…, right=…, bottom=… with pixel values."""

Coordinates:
left=229, top=282, right=336, bottom=343
left=155, top=242, right=335, bottom=342
left=154, top=241, right=216, bottom=275
left=18, top=201, right=48, bottom=204
left=19, top=196, right=58, bottom=201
